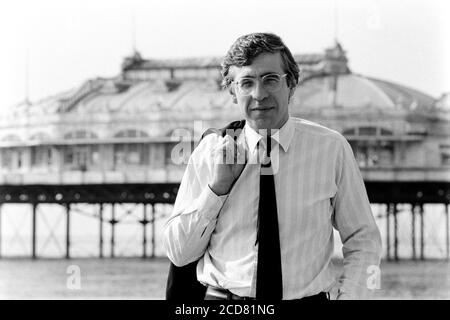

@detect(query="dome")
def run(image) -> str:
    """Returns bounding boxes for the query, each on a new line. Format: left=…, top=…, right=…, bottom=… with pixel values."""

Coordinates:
left=0, top=43, right=448, bottom=191
left=291, top=73, right=436, bottom=112
left=0, top=43, right=443, bottom=142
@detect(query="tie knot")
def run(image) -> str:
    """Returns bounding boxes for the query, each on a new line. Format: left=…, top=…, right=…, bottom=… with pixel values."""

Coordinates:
left=258, top=137, right=274, bottom=155
left=258, top=137, right=275, bottom=168
left=266, top=137, right=271, bottom=157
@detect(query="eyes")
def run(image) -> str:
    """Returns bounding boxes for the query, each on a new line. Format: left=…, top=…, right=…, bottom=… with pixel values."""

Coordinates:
left=233, top=74, right=287, bottom=95
left=240, top=79, right=254, bottom=89
left=263, top=75, right=281, bottom=85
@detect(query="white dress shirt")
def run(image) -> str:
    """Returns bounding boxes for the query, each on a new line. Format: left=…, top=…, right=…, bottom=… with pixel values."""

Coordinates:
left=164, top=116, right=382, bottom=299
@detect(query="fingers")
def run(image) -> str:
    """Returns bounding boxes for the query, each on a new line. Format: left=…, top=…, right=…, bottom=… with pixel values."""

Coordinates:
left=211, top=136, right=247, bottom=165
left=212, top=136, right=234, bottom=165
left=235, top=141, right=247, bottom=165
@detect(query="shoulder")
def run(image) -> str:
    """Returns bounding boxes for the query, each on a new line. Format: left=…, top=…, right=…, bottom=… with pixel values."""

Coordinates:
left=290, top=117, right=346, bottom=143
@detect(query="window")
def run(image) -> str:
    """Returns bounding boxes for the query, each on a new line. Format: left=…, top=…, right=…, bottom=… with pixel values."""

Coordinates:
left=377, top=143, right=394, bottom=166
left=114, top=130, right=149, bottom=138
left=165, top=141, right=194, bottom=166
left=440, top=145, right=450, bottom=166
left=0, top=148, right=26, bottom=170
left=31, top=146, right=53, bottom=167
left=149, top=144, right=165, bottom=168
left=349, top=141, right=394, bottom=167
left=380, top=128, right=394, bottom=135
left=29, top=132, right=51, bottom=141
left=166, top=128, right=195, bottom=140
left=343, top=126, right=393, bottom=136
left=0, top=149, right=13, bottom=169
left=113, top=143, right=148, bottom=167
left=342, top=128, right=356, bottom=135
left=64, top=130, right=98, bottom=140
left=359, top=127, right=377, bottom=136
left=64, top=145, right=99, bottom=170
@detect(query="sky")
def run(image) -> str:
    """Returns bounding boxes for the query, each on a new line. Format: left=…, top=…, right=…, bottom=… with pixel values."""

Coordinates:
left=0, top=0, right=449, bottom=111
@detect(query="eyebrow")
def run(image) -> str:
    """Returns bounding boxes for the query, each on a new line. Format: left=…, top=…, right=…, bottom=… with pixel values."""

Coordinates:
left=237, top=72, right=280, bottom=79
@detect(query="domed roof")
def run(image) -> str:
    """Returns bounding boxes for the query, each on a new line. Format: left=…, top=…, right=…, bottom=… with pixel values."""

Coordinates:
left=78, top=79, right=234, bottom=114
left=291, top=73, right=436, bottom=112
left=1, top=43, right=441, bottom=124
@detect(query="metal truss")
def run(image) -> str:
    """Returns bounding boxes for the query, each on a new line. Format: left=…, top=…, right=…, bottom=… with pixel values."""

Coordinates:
left=0, top=182, right=448, bottom=260
left=37, top=205, right=65, bottom=256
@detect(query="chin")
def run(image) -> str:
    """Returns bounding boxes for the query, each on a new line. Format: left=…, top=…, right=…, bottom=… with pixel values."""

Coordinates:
left=250, top=119, right=274, bottom=131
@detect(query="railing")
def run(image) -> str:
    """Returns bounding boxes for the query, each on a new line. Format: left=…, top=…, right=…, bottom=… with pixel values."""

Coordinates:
left=0, top=167, right=449, bottom=186
left=58, top=80, right=103, bottom=113
left=0, top=167, right=186, bottom=185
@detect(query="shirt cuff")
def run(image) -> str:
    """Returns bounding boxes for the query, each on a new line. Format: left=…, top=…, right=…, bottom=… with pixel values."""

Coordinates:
left=196, top=185, right=228, bottom=221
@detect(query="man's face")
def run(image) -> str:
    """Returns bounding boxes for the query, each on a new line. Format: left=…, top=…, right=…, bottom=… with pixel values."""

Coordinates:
left=229, top=52, right=292, bottom=131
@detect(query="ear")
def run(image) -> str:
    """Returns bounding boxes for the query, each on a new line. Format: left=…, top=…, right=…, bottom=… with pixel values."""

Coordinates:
left=229, top=87, right=238, bottom=104
left=288, top=87, right=295, bottom=102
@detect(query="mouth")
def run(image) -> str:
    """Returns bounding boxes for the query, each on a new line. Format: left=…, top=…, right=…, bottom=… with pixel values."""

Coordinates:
left=251, top=107, right=274, bottom=111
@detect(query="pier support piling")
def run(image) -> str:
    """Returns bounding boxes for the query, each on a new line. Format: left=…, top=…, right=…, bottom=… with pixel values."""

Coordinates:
left=393, top=204, right=398, bottom=261
left=142, top=204, right=148, bottom=259
left=99, top=204, right=104, bottom=258
left=65, top=203, right=71, bottom=259
left=420, top=204, right=425, bottom=260
left=32, top=203, right=37, bottom=259
left=151, top=204, right=155, bottom=258
left=445, top=204, right=449, bottom=261
left=411, top=204, right=416, bottom=260
left=110, top=203, right=116, bottom=258
left=386, top=203, right=391, bottom=261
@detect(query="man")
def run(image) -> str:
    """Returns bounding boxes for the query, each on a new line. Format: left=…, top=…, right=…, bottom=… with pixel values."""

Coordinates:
left=164, top=33, right=382, bottom=300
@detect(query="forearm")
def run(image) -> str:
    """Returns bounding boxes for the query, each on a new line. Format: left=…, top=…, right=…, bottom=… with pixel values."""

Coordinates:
left=163, top=186, right=227, bottom=266
left=333, top=137, right=383, bottom=299
left=337, top=225, right=382, bottom=299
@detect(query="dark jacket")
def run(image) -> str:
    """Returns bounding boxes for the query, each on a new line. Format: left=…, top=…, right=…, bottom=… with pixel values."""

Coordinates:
left=165, top=120, right=246, bottom=300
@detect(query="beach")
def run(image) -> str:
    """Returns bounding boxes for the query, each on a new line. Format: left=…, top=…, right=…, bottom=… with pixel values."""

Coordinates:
left=1, top=257, right=449, bottom=300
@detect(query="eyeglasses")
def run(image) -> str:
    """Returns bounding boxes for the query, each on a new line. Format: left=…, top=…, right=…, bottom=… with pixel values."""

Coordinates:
left=233, top=73, right=287, bottom=96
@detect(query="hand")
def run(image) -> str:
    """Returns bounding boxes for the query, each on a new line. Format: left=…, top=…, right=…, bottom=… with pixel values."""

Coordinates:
left=209, top=135, right=246, bottom=196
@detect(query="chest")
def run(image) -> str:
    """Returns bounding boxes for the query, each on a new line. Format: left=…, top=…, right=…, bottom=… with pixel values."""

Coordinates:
left=214, top=148, right=338, bottom=235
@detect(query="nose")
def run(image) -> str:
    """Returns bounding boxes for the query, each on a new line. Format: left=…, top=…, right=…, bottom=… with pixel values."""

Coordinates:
left=251, top=80, right=269, bottom=101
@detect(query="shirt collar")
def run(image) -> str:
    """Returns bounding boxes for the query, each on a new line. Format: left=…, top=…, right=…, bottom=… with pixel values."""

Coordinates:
left=244, top=117, right=295, bottom=153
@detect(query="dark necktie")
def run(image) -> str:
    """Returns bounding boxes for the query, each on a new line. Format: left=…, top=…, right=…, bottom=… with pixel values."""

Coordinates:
left=256, top=136, right=283, bottom=300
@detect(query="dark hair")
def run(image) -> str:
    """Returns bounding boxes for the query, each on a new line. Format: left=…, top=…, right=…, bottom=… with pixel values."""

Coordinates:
left=221, top=33, right=299, bottom=90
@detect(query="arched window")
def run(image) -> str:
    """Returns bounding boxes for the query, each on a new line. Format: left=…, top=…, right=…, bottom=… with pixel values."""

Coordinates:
left=29, top=132, right=52, bottom=141
left=358, top=127, right=377, bottom=136
left=64, top=130, right=98, bottom=139
left=113, top=130, right=150, bottom=167
left=166, top=127, right=195, bottom=139
left=114, top=129, right=149, bottom=138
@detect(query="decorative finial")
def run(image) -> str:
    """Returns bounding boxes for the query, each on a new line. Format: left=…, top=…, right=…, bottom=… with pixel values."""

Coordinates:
left=25, top=49, right=31, bottom=106
left=334, top=0, right=339, bottom=43
left=131, top=10, right=137, bottom=54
